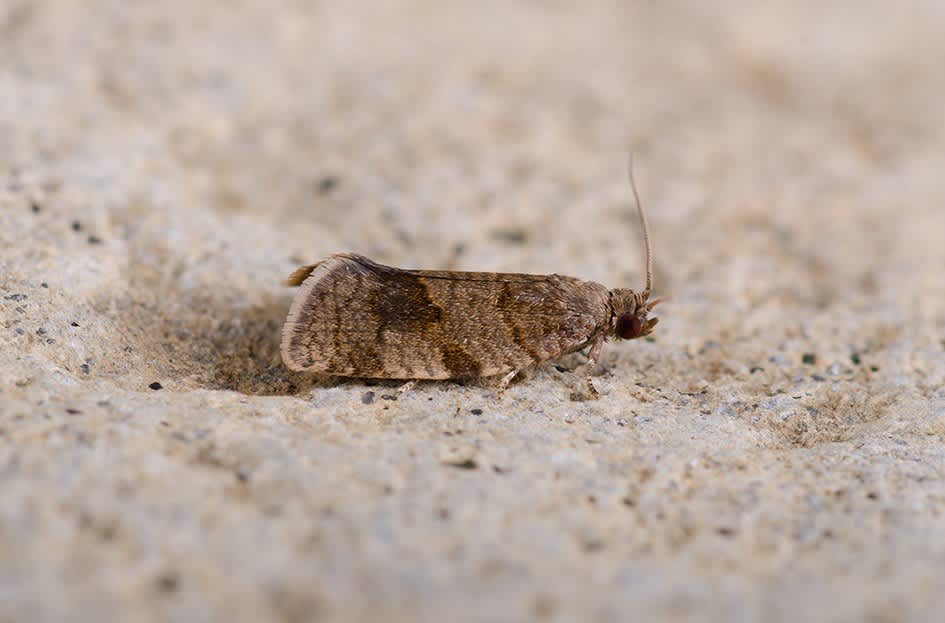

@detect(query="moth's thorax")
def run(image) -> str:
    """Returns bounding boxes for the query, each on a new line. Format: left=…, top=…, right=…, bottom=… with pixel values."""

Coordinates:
left=608, top=288, right=645, bottom=316
left=607, top=288, right=659, bottom=340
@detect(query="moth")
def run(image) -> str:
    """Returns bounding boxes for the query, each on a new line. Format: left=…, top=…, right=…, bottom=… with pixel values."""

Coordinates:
left=281, top=161, right=662, bottom=398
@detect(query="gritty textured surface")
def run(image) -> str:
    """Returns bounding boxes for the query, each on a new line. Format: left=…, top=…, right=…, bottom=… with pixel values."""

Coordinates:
left=2, top=2, right=945, bottom=622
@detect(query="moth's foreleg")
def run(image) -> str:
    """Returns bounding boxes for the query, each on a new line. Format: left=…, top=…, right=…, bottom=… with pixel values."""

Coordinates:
left=583, top=336, right=606, bottom=400
left=495, top=369, right=519, bottom=400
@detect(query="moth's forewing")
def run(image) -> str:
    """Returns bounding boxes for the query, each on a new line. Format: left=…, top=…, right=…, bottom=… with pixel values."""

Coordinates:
left=281, top=253, right=610, bottom=380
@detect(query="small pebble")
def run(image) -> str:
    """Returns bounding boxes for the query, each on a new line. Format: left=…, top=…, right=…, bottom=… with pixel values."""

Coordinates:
left=470, top=408, right=483, bottom=415
left=802, top=353, right=817, bottom=365
left=317, top=176, right=339, bottom=193
left=490, top=227, right=528, bottom=245
left=699, top=340, right=722, bottom=354
left=71, top=220, right=82, bottom=232
left=156, top=572, right=179, bottom=593
left=439, top=444, right=478, bottom=469
left=361, top=391, right=375, bottom=404
left=716, top=404, right=737, bottom=417
left=149, top=382, right=163, bottom=390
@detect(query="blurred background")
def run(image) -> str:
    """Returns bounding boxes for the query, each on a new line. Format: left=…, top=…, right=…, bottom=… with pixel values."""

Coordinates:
left=4, top=1, right=943, bottom=298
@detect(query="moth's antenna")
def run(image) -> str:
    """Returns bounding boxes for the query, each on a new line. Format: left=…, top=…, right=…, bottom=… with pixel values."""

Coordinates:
left=627, top=154, right=652, bottom=296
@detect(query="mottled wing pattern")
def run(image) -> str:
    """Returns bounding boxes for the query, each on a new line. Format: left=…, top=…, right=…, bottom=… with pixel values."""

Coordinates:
left=281, top=253, right=611, bottom=379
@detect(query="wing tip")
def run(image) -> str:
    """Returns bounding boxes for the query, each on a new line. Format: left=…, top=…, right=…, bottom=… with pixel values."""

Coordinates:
left=285, top=264, right=320, bottom=287
left=282, top=256, right=353, bottom=371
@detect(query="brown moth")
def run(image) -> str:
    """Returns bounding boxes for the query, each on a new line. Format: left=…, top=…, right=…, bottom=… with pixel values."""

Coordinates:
left=281, top=161, right=662, bottom=398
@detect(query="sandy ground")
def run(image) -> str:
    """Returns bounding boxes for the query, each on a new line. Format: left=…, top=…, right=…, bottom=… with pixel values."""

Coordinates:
left=2, top=1, right=945, bottom=621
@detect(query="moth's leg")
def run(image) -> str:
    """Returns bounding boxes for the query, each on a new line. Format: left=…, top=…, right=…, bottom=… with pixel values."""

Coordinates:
left=496, top=369, right=519, bottom=399
left=584, top=336, right=606, bottom=399
left=397, top=380, right=416, bottom=395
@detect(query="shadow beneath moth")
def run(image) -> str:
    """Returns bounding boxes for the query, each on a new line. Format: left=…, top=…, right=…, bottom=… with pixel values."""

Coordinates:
left=281, top=161, right=663, bottom=399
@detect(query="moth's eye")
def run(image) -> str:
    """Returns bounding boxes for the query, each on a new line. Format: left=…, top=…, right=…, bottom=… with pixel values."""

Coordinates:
left=616, top=313, right=643, bottom=340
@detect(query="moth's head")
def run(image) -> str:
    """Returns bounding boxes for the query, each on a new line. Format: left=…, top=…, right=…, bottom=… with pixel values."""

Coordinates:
left=609, top=289, right=661, bottom=341
left=609, top=155, right=663, bottom=341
